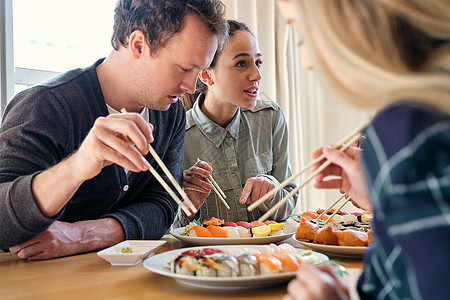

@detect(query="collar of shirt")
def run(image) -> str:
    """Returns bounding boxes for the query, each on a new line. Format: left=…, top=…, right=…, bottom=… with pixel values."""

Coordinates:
left=190, top=94, right=241, bottom=148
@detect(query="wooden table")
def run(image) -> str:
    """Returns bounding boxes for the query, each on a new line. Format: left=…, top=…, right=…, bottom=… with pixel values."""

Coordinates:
left=0, top=235, right=363, bottom=300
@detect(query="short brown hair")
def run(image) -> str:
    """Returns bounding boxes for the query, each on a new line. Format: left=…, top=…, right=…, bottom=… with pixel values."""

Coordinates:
left=111, top=0, right=228, bottom=55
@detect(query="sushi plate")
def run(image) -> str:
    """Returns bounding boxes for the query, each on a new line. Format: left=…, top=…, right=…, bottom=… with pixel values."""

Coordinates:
left=143, top=245, right=328, bottom=289
left=170, top=227, right=294, bottom=246
left=293, top=237, right=367, bottom=257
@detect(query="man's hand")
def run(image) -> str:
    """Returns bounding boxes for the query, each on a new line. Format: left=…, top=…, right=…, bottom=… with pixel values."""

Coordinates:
left=239, top=177, right=275, bottom=205
left=9, top=219, right=124, bottom=260
left=32, top=113, right=154, bottom=217
left=183, top=160, right=213, bottom=213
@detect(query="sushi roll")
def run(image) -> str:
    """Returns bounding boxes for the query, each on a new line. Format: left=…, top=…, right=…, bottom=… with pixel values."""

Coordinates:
left=170, top=255, right=200, bottom=275
left=235, top=253, right=259, bottom=276
left=236, top=226, right=251, bottom=238
left=208, top=253, right=240, bottom=277
left=195, top=257, right=220, bottom=277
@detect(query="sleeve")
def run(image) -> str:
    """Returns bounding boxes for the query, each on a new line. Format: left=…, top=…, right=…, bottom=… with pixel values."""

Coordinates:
left=103, top=104, right=186, bottom=240
left=256, top=106, right=298, bottom=221
left=0, top=88, right=71, bottom=248
left=359, top=105, right=450, bottom=299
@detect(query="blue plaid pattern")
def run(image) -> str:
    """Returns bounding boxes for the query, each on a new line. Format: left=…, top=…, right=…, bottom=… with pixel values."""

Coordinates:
left=357, top=102, right=450, bottom=300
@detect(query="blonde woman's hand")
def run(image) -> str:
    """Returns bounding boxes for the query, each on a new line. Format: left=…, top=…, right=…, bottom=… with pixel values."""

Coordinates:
left=283, top=264, right=350, bottom=300
left=312, top=146, right=372, bottom=212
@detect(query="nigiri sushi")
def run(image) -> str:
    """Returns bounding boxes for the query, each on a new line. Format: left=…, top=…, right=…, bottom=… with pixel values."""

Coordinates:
left=235, top=253, right=258, bottom=276
left=253, top=253, right=282, bottom=274
left=208, top=253, right=239, bottom=277
left=206, top=225, right=228, bottom=238
left=189, top=225, right=213, bottom=238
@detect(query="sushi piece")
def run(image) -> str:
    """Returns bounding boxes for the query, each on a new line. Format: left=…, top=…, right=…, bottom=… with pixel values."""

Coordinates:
left=206, top=225, right=228, bottom=237
left=277, top=243, right=297, bottom=255
left=195, top=257, right=221, bottom=277
left=249, top=221, right=265, bottom=228
left=263, top=220, right=277, bottom=225
left=342, top=214, right=358, bottom=222
left=253, top=253, right=283, bottom=274
left=235, top=226, right=251, bottom=238
left=314, top=225, right=338, bottom=245
left=295, top=218, right=319, bottom=242
left=208, top=253, right=240, bottom=277
left=202, top=217, right=224, bottom=226
left=170, top=255, right=200, bottom=275
left=328, top=214, right=344, bottom=224
left=222, top=226, right=240, bottom=238
left=250, top=225, right=271, bottom=237
left=189, top=226, right=213, bottom=238
left=336, top=229, right=368, bottom=246
left=260, top=243, right=280, bottom=254
left=235, top=253, right=258, bottom=276
left=268, top=223, right=285, bottom=236
left=272, top=253, right=302, bottom=272
left=223, top=222, right=237, bottom=227
left=236, top=221, right=251, bottom=229
left=301, top=211, right=319, bottom=221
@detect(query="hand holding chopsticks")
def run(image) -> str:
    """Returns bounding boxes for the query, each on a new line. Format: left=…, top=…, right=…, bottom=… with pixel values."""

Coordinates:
left=250, top=123, right=366, bottom=222
left=120, top=109, right=196, bottom=217
left=196, top=158, right=230, bottom=210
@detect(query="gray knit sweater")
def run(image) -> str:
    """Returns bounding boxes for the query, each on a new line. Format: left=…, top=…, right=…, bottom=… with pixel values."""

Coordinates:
left=0, top=59, right=185, bottom=248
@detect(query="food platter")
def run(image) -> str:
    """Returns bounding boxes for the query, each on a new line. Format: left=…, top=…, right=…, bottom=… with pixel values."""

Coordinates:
left=170, top=227, right=294, bottom=246
left=293, top=237, right=367, bottom=257
left=143, top=245, right=328, bottom=289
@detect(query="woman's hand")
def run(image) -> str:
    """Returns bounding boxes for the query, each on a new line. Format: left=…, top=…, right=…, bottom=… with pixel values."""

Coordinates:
left=284, top=264, right=350, bottom=300
left=239, top=176, right=275, bottom=204
left=312, top=145, right=372, bottom=212
left=183, top=160, right=213, bottom=213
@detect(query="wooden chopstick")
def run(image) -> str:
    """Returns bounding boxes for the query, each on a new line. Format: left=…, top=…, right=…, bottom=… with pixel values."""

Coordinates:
left=196, top=158, right=230, bottom=210
left=325, top=196, right=352, bottom=224
left=247, top=123, right=366, bottom=212
left=256, top=132, right=362, bottom=222
left=196, top=158, right=226, bottom=199
left=120, top=108, right=196, bottom=216
left=317, top=194, right=346, bottom=220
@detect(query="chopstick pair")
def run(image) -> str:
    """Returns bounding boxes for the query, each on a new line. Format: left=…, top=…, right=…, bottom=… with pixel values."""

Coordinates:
left=248, top=123, right=366, bottom=222
left=317, top=194, right=352, bottom=224
left=120, top=109, right=196, bottom=217
left=196, top=158, right=230, bottom=210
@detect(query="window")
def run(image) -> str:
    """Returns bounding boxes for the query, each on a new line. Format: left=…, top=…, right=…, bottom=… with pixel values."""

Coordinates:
left=12, top=0, right=117, bottom=94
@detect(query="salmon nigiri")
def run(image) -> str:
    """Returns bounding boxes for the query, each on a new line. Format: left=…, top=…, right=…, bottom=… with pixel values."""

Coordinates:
left=272, top=253, right=302, bottom=272
left=253, top=253, right=283, bottom=274
left=189, top=225, right=213, bottom=237
left=206, top=225, right=228, bottom=238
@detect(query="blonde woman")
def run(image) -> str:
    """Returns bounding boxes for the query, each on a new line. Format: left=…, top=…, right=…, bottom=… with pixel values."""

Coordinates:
left=284, top=0, right=450, bottom=299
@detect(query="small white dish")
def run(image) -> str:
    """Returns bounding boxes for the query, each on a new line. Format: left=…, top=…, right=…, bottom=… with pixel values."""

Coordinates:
left=97, top=240, right=166, bottom=266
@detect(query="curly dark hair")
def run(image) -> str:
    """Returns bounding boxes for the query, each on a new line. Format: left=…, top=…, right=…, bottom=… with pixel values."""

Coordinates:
left=111, top=0, right=228, bottom=55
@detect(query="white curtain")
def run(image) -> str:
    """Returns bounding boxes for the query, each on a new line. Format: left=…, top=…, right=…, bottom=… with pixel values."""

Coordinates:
left=223, top=0, right=371, bottom=213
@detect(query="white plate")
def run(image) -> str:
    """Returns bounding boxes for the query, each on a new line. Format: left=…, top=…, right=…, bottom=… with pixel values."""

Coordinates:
left=97, top=240, right=166, bottom=266
left=293, top=237, right=367, bottom=257
left=143, top=245, right=328, bottom=289
left=169, top=227, right=294, bottom=246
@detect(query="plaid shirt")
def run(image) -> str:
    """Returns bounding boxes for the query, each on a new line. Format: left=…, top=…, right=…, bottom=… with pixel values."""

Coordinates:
left=357, top=102, right=450, bottom=300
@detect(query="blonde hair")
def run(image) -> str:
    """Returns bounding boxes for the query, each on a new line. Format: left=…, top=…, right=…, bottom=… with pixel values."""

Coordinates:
left=292, top=0, right=450, bottom=113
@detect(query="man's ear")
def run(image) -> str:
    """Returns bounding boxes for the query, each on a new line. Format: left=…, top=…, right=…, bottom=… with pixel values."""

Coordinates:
left=198, top=69, right=214, bottom=86
left=128, top=30, right=147, bottom=59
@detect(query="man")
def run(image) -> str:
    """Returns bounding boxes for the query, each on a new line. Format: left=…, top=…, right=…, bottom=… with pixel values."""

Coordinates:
left=0, top=0, right=227, bottom=259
